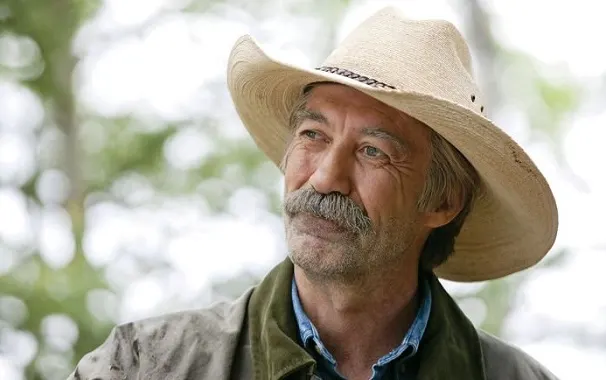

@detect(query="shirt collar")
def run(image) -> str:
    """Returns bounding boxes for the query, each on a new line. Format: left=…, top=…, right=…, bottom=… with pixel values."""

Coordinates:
left=291, top=275, right=432, bottom=368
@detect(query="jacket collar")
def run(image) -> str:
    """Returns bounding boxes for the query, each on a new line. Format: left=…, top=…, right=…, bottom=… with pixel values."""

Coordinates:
left=248, top=258, right=315, bottom=380
left=248, top=258, right=486, bottom=380
left=417, top=273, right=487, bottom=380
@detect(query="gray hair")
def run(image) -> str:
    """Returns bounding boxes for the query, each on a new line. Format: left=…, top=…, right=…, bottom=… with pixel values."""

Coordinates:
left=282, top=89, right=480, bottom=269
left=417, top=129, right=479, bottom=269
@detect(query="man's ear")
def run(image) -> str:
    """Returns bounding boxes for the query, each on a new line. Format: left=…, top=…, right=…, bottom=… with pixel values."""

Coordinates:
left=421, top=196, right=464, bottom=229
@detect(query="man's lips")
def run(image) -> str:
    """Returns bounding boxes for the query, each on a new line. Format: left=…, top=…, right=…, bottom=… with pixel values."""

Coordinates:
left=291, top=213, right=349, bottom=236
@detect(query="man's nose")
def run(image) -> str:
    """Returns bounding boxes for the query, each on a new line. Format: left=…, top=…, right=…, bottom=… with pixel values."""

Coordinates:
left=308, top=147, right=352, bottom=195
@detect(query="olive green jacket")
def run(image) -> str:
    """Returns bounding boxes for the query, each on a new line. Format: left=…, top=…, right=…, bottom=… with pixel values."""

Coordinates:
left=68, top=259, right=558, bottom=380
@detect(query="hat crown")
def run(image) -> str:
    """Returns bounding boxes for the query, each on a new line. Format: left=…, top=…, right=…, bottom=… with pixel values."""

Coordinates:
left=323, top=7, right=483, bottom=111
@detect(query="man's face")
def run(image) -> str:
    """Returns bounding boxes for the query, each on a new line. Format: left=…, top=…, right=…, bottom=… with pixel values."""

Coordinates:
left=283, top=84, right=436, bottom=281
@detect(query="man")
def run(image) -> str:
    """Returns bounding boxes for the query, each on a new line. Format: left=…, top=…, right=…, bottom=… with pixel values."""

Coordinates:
left=68, top=6, right=559, bottom=380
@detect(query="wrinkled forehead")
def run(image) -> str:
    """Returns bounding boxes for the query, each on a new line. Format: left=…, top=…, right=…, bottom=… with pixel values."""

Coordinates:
left=299, top=82, right=433, bottom=138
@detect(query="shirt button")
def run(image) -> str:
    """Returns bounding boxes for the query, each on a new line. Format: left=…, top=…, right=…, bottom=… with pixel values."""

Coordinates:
left=399, top=364, right=406, bottom=374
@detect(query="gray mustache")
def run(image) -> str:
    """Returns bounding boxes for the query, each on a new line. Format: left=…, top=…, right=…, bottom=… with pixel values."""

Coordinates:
left=283, top=188, right=372, bottom=235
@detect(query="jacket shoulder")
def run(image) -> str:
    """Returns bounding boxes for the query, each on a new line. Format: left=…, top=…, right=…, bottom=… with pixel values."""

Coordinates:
left=478, top=330, right=559, bottom=380
left=67, top=288, right=253, bottom=380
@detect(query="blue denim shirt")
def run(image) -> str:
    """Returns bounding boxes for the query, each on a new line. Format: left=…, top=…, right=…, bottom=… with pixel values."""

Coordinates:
left=292, top=277, right=432, bottom=380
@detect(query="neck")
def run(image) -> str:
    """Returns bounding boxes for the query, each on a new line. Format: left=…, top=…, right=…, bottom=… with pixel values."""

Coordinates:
left=294, top=258, right=421, bottom=380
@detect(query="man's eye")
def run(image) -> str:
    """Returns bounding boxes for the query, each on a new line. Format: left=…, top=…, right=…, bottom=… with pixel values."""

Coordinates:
left=363, top=146, right=384, bottom=157
left=302, top=130, right=319, bottom=139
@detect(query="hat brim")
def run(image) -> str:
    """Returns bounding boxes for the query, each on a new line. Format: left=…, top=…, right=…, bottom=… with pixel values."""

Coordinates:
left=227, top=35, right=558, bottom=282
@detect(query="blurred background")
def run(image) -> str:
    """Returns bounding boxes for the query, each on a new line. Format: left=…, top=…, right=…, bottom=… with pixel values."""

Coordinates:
left=0, top=0, right=605, bottom=379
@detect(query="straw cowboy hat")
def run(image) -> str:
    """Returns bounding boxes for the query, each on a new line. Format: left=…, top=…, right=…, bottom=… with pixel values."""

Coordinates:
left=226, top=6, right=558, bottom=282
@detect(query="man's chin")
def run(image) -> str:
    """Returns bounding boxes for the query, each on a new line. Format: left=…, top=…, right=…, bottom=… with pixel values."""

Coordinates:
left=287, top=233, right=364, bottom=271
left=289, top=249, right=367, bottom=282
left=287, top=232, right=337, bottom=254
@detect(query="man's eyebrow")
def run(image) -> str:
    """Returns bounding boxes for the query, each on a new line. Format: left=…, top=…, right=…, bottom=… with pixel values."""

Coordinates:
left=292, top=109, right=328, bottom=127
left=362, top=127, right=408, bottom=152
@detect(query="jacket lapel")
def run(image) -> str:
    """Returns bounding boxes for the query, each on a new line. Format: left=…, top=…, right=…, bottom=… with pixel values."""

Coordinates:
left=248, top=258, right=315, bottom=380
left=416, top=275, right=487, bottom=380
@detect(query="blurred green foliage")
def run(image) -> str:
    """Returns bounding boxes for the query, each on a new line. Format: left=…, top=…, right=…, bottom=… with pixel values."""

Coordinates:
left=0, top=0, right=585, bottom=379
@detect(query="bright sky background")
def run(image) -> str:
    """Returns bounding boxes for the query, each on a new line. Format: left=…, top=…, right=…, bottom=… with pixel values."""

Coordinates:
left=1, top=0, right=605, bottom=379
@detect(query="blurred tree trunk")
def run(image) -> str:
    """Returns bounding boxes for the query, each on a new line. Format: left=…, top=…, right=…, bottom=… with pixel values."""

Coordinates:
left=1, top=1, right=108, bottom=379
left=455, top=0, right=502, bottom=110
